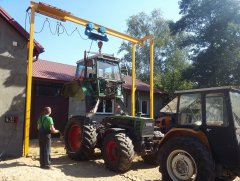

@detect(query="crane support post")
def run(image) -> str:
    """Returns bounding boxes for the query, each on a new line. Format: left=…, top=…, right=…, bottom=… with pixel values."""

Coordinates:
left=150, top=39, right=154, bottom=118
left=139, top=35, right=155, bottom=119
left=131, top=44, right=136, bottom=116
left=23, top=7, right=35, bottom=157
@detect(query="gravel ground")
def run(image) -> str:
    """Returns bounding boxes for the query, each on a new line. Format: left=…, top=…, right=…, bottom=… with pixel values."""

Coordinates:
left=0, top=139, right=239, bottom=181
left=0, top=139, right=161, bottom=181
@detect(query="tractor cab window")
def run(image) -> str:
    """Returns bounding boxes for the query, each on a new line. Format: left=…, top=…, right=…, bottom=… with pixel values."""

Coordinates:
left=76, top=59, right=96, bottom=79
left=86, top=59, right=96, bottom=79
left=98, top=60, right=121, bottom=80
left=206, top=93, right=228, bottom=126
left=75, top=62, right=84, bottom=80
left=179, top=93, right=202, bottom=126
left=230, top=92, right=240, bottom=127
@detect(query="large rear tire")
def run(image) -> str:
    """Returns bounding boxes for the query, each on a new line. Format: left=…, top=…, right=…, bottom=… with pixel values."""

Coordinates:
left=64, top=116, right=97, bottom=160
left=102, top=132, right=134, bottom=172
left=159, top=136, right=215, bottom=181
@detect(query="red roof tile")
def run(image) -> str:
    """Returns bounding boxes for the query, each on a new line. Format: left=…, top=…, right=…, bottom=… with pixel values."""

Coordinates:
left=0, top=6, right=44, bottom=56
left=123, top=75, right=162, bottom=94
left=32, top=59, right=162, bottom=94
left=33, top=59, right=75, bottom=81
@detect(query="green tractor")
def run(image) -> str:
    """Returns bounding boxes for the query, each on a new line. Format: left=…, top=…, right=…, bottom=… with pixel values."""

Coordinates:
left=63, top=51, right=162, bottom=172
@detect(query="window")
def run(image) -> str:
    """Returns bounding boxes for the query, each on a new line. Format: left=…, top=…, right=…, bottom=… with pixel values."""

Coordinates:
left=140, top=100, right=149, bottom=115
left=86, top=59, right=96, bottom=78
left=98, top=60, right=121, bottom=80
left=230, top=92, right=240, bottom=127
left=35, top=84, right=62, bottom=97
left=179, top=93, right=202, bottom=125
left=206, top=93, right=228, bottom=126
left=97, top=99, right=114, bottom=114
left=75, top=63, right=84, bottom=79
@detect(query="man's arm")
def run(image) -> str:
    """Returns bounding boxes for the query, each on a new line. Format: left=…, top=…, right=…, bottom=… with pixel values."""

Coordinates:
left=48, top=117, right=59, bottom=134
left=50, top=125, right=59, bottom=134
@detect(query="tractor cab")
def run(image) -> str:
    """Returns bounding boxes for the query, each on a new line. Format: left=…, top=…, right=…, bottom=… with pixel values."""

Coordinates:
left=62, top=52, right=124, bottom=100
left=176, top=87, right=240, bottom=167
left=159, top=86, right=240, bottom=180
left=75, top=52, right=123, bottom=99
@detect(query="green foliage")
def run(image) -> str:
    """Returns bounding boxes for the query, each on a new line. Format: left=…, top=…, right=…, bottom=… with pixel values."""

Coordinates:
left=119, top=9, right=193, bottom=98
left=119, top=10, right=170, bottom=81
left=175, top=0, right=240, bottom=87
left=155, top=48, right=194, bottom=100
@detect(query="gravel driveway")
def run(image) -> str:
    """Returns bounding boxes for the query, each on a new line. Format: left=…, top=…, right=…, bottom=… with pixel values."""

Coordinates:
left=0, top=139, right=239, bottom=181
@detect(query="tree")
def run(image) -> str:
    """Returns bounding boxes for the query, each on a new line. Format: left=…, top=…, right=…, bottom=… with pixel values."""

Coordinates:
left=119, top=10, right=170, bottom=81
left=156, top=48, right=194, bottom=99
left=175, top=0, right=240, bottom=87
left=119, top=9, right=193, bottom=99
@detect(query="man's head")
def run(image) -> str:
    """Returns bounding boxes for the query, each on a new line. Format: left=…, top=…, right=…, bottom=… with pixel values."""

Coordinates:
left=43, top=107, right=51, bottom=115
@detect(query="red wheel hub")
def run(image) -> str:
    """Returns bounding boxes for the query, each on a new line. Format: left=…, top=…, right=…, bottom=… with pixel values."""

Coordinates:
left=68, top=124, right=82, bottom=151
left=106, top=140, right=118, bottom=161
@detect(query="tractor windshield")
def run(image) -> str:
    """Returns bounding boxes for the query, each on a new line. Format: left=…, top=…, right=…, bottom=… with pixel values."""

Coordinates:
left=178, top=93, right=202, bottom=126
left=98, top=60, right=121, bottom=80
left=230, top=92, right=240, bottom=127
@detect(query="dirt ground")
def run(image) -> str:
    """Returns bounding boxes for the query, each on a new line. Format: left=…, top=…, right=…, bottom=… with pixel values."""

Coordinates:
left=0, top=139, right=161, bottom=181
left=0, top=139, right=239, bottom=181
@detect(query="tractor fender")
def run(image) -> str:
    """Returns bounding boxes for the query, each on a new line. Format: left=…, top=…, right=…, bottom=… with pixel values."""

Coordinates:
left=104, top=128, right=126, bottom=137
left=159, top=128, right=211, bottom=150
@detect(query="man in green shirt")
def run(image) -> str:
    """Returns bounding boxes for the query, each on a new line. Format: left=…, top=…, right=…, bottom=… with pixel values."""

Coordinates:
left=37, top=107, right=59, bottom=169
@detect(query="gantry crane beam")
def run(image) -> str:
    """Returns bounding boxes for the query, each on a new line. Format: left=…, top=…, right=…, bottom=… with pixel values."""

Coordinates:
left=24, top=1, right=154, bottom=156
left=31, top=2, right=144, bottom=45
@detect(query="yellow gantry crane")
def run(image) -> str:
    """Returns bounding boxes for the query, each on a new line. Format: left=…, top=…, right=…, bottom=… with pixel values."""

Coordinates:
left=24, top=1, right=154, bottom=156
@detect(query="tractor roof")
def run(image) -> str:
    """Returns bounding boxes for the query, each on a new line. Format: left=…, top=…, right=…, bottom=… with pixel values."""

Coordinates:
left=160, top=86, right=240, bottom=114
left=175, top=86, right=240, bottom=94
left=77, top=52, right=119, bottom=64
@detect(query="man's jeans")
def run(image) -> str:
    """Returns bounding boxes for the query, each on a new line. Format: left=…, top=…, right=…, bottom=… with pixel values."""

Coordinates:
left=39, top=131, right=51, bottom=166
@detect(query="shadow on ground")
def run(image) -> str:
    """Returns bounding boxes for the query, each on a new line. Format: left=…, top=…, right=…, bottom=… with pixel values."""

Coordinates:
left=53, top=157, right=117, bottom=178
left=49, top=153, right=161, bottom=179
left=0, top=161, right=39, bottom=169
left=27, top=139, right=162, bottom=180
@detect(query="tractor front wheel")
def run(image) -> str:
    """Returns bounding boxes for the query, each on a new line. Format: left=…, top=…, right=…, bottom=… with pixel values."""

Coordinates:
left=64, top=117, right=97, bottom=160
left=159, top=136, right=215, bottom=181
left=103, top=132, right=134, bottom=172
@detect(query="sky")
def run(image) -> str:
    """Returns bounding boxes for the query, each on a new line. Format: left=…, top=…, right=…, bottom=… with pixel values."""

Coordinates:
left=0, top=0, right=181, bottom=65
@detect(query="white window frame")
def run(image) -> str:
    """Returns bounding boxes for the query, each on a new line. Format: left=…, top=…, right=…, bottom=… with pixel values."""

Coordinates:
left=96, top=99, right=114, bottom=114
left=140, top=100, right=149, bottom=115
